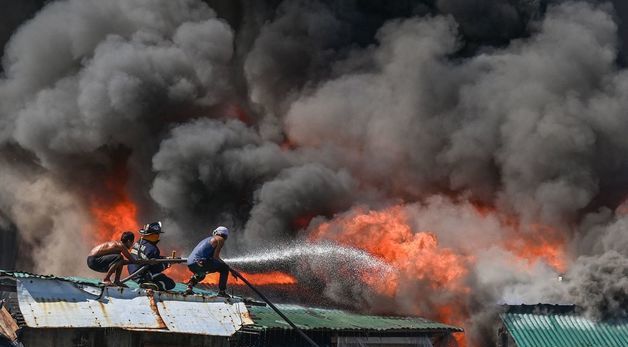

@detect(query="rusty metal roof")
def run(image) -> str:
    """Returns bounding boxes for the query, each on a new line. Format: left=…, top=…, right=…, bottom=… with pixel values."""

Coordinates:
left=1, top=270, right=462, bottom=336
left=2, top=271, right=253, bottom=336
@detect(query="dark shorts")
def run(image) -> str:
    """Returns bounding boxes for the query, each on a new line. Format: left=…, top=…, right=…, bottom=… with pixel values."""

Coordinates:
left=87, top=254, right=122, bottom=273
left=188, top=259, right=229, bottom=276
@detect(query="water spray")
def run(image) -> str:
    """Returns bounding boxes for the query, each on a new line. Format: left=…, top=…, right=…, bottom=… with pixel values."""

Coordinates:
left=224, top=242, right=393, bottom=275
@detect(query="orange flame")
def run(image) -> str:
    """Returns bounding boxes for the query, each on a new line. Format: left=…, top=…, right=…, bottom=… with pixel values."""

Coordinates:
left=165, top=266, right=297, bottom=286
left=506, top=224, right=567, bottom=272
left=471, top=204, right=567, bottom=272
left=203, top=271, right=297, bottom=286
left=310, top=206, right=470, bottom=328
left=308, top=204, right=568, bottom=347
left=89, top=157, right=139, bottom=243
left=91, top=196, right=138, bottom=243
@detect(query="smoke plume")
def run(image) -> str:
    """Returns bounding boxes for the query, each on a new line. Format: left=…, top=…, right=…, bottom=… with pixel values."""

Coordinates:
left=1, top=1, right=628, bottom=346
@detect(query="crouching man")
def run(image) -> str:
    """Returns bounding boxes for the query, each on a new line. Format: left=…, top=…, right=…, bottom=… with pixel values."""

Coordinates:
left=87, top=231, right=135, bottom=286
left=127, top=221, right=176, bottom=291
left=185, top=226, right=230, bottom=297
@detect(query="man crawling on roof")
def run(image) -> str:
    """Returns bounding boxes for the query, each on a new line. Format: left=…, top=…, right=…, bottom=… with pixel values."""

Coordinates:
left=87, top=231, right=135, bottom=286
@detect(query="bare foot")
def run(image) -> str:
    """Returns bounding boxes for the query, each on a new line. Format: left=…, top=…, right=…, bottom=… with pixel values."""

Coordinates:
left=102, top=279, right=113, bottom=286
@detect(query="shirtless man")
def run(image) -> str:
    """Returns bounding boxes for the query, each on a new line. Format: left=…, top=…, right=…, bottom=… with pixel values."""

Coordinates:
left=87, top=231, right=135, bottom=286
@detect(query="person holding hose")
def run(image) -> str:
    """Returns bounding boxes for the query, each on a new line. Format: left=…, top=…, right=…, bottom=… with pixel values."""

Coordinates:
left=185, top=226, right=230, bottom=297
left=127, top=221, right=176, bottom=291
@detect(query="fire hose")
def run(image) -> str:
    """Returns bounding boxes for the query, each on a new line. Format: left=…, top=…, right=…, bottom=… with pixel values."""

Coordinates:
left=117, top=258, right=320, bottom=347
left=229, top=268, right=320, bottom=347
left=119, top=257, right=187, bottom=284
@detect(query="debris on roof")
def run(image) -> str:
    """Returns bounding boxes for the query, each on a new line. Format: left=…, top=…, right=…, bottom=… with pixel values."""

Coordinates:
left=500, top=305, right=628, bottom=347
left=0, top=305, right=18, bottom=342
left=248, top=304, right=463, bottom=333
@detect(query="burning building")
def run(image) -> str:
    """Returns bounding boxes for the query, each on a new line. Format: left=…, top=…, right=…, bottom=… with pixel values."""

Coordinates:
left=1, top=1, right=628, bottom=346
left=0, top=270, right=462, bottom=347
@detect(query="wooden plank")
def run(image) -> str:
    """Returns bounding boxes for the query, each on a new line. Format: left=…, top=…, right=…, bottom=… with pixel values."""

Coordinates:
left=0, top=305, right=18, bottom=342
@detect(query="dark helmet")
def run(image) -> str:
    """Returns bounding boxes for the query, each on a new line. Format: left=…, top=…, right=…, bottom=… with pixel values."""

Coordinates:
left=139, top=221, right=163, bottom=236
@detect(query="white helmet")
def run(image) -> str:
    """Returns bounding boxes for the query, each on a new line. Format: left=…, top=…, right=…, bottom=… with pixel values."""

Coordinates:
left=212, top=226, right=229, bottom=239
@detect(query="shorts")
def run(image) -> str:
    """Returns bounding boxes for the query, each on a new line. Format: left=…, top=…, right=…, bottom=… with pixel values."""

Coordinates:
left=87, top=254, right=122, bottom=273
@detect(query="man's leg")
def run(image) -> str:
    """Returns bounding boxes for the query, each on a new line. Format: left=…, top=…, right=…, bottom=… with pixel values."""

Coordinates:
left=206, top=260, right=230, bottom=296
left=216, top=262, right=229, bottom=293
left=185, top=263, right=206, bottom=294
left=105, top=259, right=124, bottom=283
left=152, top=273, right=176, bottom=291
left=94, top=254, right=122, bottom=285
left=112, top=260, right=130, bottom=286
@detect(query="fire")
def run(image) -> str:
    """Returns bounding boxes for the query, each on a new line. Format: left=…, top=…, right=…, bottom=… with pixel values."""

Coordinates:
left=91, top=196, right=138, bottom=243
left=308, top=203, right=569, bottom=347
left=310, top=206, right=470, bottom=291
left=471, top=203, right=567, bottom=272
left=474, top=205, right=566, bottom=272
left=203, top=271, right=297, bottom=286
left=164, top=266, right=297, bottom=286
left=310, top=206, right=470, bottom=328
left=89, top=156, right=139, bottom=243
left=506, top=224, right=567, bottom=272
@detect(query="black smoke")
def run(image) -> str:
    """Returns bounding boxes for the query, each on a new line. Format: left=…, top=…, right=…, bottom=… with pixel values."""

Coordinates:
left=1, top=1, right=628, bottom=346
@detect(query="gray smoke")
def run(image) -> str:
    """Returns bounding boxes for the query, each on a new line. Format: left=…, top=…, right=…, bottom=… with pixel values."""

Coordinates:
left=1, top=0, right=628, bottom=346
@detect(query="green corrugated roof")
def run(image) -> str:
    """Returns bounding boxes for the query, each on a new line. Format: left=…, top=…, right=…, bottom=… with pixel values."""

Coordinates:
left=248, top=304, right=463, bottom=333
left=0, top=270, right=216, bottom=295
left=502, top=311, right=628, bottom=347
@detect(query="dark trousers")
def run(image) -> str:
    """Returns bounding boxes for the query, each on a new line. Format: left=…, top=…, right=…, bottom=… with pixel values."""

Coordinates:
left=188, top=260, right=229, bottom=291
left=149, top=273, right=176, bottom=291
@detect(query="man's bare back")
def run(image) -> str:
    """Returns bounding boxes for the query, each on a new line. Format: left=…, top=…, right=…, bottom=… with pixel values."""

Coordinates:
left=89, top=241, right=131, bottom=259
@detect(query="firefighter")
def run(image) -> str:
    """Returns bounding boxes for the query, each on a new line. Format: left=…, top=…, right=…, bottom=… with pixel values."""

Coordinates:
left=185, top=226, right=230, bottom=297
left=86, top=231, right=135, bottom=286
left=127, top=221, right=175, bottom=291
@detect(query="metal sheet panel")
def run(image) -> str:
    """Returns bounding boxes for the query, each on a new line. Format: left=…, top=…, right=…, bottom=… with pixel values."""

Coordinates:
left=17, top=278, right=164, bottom=329
left=501, top=312, right=628, bottom=347
left=15, top=278, right=251, bottom=337
left=154, top=292, right=253, bottom=336
left=248, top=304, right=462, bottom=332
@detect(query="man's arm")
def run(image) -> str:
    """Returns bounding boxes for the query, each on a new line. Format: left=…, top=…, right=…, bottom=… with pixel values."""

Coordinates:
left=213, top=237, right=225, bottom=260
left=120, top=246, right=134, bottom=262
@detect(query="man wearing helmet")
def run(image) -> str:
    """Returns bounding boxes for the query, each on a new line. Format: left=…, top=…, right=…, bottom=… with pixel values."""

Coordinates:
left=127, top=221, right=176, bottom=291
left=185, top=226, right=231, bottom=297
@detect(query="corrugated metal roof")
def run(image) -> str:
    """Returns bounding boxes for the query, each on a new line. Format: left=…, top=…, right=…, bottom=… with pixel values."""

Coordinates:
left=248, top=304, right=463, bottom=332
left=14, top=276, right=253, bottom=336
left=501, top=311, right=628, bottom=347
left=0, top=270, right=216, bottom=295
left=2, top=270, right=462, bottom=335
left=154, top=292, right=251, bottom=335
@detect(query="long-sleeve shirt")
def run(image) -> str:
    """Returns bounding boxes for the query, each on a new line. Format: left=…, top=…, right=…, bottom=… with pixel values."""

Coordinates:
left=127, top=239, right=167, bottom=275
